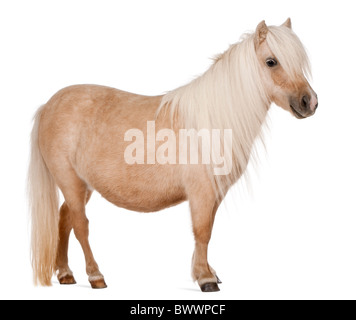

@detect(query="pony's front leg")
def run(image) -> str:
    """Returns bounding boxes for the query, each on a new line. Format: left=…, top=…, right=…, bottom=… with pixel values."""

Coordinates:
left=189, top=194, right=221, bottom=292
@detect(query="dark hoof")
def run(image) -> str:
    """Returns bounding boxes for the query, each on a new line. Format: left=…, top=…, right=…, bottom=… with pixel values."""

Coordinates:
left=200, top=282, right=220, bottom=292
left=216, top=274, right=222, bottom=284
left=58, top=274, right=76, bottom=285
left=90, top=278, right=107, bottom=289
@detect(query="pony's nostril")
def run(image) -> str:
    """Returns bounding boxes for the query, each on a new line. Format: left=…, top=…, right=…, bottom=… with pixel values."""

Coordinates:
left=301, top=95, right=309, bottom=109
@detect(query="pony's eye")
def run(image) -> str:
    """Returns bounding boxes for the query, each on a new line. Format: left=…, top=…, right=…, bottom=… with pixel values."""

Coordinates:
left=266, top=58, right=277, bottom=67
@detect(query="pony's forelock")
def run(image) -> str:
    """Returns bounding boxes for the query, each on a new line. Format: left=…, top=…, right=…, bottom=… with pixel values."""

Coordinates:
left=267, top=25, right=311, bottom=80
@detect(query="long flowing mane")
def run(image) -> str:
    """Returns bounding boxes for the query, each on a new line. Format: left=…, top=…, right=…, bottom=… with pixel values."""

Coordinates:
left=158, top=25, right=311, bottom=196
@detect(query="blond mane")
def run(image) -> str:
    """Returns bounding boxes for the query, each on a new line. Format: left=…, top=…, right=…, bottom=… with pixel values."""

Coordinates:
left=158, top=25, right=311, bottom=196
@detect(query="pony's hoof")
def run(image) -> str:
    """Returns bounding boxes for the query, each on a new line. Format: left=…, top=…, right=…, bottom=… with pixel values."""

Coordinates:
left=90, top=278, right=107, bottom=289
left=200, top=282, right=220, bottom=292
left=216, top=274, right=222, bottom=284
left=59, top=274, right=76, bottom=285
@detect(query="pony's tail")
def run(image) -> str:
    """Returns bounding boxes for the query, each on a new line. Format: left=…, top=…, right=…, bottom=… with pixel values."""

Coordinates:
left=28, top=106, right=59, bottom=286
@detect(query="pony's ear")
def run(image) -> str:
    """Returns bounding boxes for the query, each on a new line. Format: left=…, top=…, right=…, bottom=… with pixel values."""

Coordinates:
left=281, top=17, right=292, bottom=29
left=254, top=20, right=268, bottom=48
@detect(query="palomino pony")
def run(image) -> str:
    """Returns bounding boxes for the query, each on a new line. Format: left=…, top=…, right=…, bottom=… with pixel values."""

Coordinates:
left=28, top=19, right=318, bottom=292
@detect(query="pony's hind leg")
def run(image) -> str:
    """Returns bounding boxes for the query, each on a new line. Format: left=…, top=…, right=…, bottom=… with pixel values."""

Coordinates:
left=56, top=190, right=93, bottom=285
left=56, top=171, right=106, bottom=289
left=56, top=202, right=76, bottom=284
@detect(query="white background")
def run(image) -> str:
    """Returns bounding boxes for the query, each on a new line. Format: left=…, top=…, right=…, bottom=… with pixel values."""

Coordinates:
left=0, top=0, right=355, bottom=300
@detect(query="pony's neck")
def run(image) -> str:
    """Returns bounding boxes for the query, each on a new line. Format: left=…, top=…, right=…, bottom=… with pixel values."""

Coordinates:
left=159, top=35, right=270, bottom=189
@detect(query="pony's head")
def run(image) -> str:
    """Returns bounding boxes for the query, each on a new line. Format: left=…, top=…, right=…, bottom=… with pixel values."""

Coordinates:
left=254, top=18, right=318, bottom=119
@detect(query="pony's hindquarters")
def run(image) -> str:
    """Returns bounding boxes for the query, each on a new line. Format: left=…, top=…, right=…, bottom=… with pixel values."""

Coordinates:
left=28, top=106, right=59, bottom=286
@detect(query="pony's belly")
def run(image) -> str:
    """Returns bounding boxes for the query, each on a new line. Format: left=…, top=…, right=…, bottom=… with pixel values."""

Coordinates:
left=83, top=162, right=187, bottom=213
left=97, top=183, right=187, bottom=213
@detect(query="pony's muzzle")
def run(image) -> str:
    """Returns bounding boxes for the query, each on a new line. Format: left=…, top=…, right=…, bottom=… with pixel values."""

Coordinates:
left=302, top=94, right=318, bottom=112
left=289, top=93, right=318, bottom=119
left=309, top=94, right=318, bottom=112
